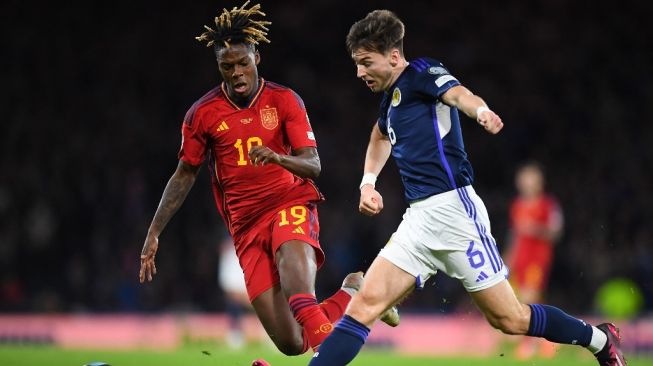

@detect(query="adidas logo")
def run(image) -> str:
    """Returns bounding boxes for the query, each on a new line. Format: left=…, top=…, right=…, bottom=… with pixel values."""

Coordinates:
left=476, top=271, right=489, bottom=282
left=292, top=226, right=305, bottom=234
left=216, top=121, right=229, bottom=131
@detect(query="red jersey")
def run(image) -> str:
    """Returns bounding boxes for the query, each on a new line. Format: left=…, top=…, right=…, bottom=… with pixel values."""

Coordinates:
left=179, top=79, right=323, bottom=235
left=509, top=194, right=561, bottom=269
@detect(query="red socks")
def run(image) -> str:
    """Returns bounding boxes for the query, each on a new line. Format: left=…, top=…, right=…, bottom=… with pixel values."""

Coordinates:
left=289, top=292, right=351, bottom=351
left=319, top=289, right=352, bottom=322
left=289, top=294, right=331, bottom=351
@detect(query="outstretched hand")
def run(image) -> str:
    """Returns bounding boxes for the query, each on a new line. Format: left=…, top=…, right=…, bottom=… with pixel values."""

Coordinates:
left=477, top=110, right=504, bottom=134
left=139, top=234, right=159, bottom=283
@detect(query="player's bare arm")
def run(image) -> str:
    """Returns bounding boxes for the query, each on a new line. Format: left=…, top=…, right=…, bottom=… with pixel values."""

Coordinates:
left=514, top=206, right=563, bottom=242
left=359, top=124, right=391, bottom=216
left=529, top=216, right=564, bottom=242
left=441, top=85, right=504, bottom=134
left=248, top=145, right=321, bottom=179
left=548, top=207, right=564, bottom=242
left=140, top=160, right=200, bottom=283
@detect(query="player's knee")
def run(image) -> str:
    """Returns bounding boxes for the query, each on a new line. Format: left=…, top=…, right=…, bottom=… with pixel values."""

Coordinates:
left=266, top=329, right=305, bottom=356
left=273, top=337, right=304, bottom=356
left=347, top=289, right=387, bottom=324
left=277, top=344, right=304, bottom=356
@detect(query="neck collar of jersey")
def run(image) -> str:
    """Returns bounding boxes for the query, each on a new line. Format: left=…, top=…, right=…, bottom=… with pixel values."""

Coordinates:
left=221, top=78, right=266, bottom=110
left=385, top=64, right=409, bottom=94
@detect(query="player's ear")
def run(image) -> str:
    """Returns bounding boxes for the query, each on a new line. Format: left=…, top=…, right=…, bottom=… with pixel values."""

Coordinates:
left=389, top=48, right=401, bottom=67
left=254, top=50, right=261, bottom=65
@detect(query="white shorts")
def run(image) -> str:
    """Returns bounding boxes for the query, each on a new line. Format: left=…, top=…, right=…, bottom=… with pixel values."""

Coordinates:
left=219, top=242, right=247, bottom=293
left=378, top=186, right=508, bottom=292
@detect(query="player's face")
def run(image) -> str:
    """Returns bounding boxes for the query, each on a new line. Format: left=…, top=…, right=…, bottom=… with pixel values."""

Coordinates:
left=352, top=49, right=395, bottom=93
left=516, top=166, right=544, bottom=198
left=217, top=44, right=260, bottom=100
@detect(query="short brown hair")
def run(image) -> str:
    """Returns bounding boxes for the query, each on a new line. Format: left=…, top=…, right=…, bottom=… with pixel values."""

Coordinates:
left=346, top=10, right=405, bottom=55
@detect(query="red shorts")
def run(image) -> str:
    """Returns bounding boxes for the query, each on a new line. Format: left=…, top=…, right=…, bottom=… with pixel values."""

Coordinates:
left=234, top=203, right=324, bottom=302
left=511, top=260, right=552, bottom=292
left=510, top=242, right=553, bottom=292
left=510, top=263, right=549, bottom=292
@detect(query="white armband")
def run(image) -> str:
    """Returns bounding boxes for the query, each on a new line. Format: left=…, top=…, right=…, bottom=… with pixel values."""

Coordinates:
left=359, top=173, right=377, bottom=190
left=476, top=106, right=491, bottom=119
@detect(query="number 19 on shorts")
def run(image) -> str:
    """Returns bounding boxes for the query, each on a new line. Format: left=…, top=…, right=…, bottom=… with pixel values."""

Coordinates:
left=278, top=206, right=307, bottom=226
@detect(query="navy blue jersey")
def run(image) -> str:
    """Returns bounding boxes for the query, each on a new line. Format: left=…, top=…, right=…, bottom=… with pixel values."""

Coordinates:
left=377, top=57, right=474, bottom=202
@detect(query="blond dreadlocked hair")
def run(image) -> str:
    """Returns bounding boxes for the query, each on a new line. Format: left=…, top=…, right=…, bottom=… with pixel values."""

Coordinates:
left=196, top=1, right=271, bottom=50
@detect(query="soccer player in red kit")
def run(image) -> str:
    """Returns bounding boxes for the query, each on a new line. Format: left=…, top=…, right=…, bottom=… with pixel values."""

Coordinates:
left=505, top=161, right=563, bottom=359
left=138, top=3, right=397, bottom=359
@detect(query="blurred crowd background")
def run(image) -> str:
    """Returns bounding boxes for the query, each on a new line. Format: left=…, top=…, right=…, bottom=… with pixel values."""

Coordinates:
left=2, top=0, right=651, bottom=318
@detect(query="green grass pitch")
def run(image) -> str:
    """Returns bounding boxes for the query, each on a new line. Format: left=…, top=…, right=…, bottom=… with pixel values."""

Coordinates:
left=1, top=344, right=651, bottom=366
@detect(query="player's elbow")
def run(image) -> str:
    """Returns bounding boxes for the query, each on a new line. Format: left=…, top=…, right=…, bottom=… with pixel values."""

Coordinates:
left=306, top=158, right=321, bottom=179
left=307, top=163, right=321, bottom=179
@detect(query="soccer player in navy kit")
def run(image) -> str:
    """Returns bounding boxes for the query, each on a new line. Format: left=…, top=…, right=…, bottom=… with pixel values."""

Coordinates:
left=308, top=9, right=626, bottom=366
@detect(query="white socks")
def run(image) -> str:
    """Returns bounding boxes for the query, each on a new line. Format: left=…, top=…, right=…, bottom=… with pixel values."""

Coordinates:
left=587, top=326, right=608, bottom=354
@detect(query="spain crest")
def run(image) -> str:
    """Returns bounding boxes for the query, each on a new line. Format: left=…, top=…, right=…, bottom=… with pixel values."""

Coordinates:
left=260, top=107, right=279, bottom=130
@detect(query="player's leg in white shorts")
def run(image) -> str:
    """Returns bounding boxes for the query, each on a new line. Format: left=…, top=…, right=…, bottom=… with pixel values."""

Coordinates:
left=378, top=185, right=508, bottom=292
